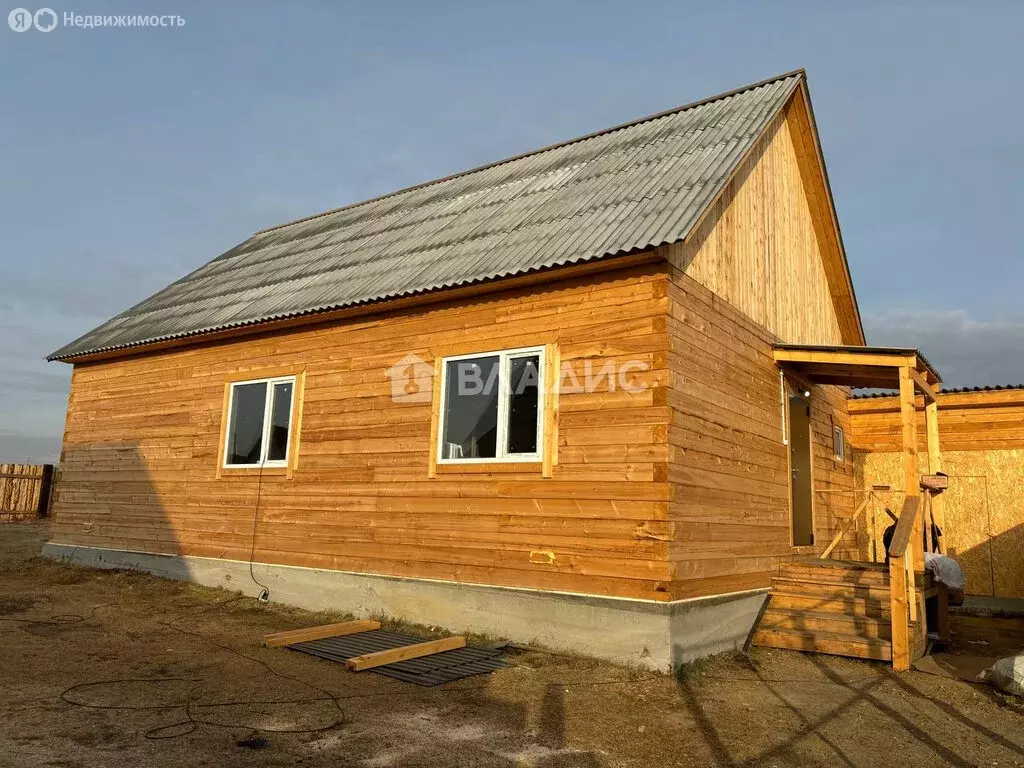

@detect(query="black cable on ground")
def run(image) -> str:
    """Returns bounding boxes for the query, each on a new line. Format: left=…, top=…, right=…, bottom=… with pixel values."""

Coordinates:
left=57, top=595, right=348, bottom=740
left=0, top=603, right=107, bottom=627
left=247, top=462, right=271, bottom=601
left=38, top=595, right=891, bottom=743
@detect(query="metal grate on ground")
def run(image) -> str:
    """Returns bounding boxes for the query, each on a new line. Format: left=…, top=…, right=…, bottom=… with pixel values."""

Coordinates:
left=287, top=629, right=510, bottom=686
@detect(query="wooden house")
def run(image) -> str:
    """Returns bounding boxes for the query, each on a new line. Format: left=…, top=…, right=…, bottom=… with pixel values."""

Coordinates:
left=45, top=70, right=946, bottom=670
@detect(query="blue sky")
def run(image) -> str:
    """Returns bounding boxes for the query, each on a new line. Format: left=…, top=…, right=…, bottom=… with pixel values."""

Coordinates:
left=2, top=0, right=1023, bottom=461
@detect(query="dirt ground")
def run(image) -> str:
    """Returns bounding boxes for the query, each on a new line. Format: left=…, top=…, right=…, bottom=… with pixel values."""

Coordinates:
left=1, top=522, right=1022, bottom=768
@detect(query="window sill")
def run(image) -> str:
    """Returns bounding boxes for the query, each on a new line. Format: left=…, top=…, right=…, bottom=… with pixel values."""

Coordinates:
left=218, top=466, right=291, bottom=478
left=435, top=461, right=543, bottom=475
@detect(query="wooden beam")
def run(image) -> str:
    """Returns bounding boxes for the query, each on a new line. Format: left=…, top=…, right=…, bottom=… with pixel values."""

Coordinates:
left=542, top=343, right=560, bottom=479
left=774, top=348, right=916, bottom=369
left=264, top=619, right=381, bottom=648
left=890, top=495, right=920, bottom=623
left=925, top=400, right=946, bottom=554
left=910, top=368, right=937, bottom=403
left=887, top=496, right=920, bottom=558
left=898, top=367, right=921, bottom=508
left=345, top=635, right=466, bottom=671
left=427, top=356, right=443, bottom=479
left=889, top=554, right=910, bottom=671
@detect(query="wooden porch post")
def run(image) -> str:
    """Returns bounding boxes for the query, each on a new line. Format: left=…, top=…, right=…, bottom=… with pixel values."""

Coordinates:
left=925, top=399, right=945, bottom=554
left=891, top=366, right=925, bottom=670
left=899, top=367, right=923, bottom=581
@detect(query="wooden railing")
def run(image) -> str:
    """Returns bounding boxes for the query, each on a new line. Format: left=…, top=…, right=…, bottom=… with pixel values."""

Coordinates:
left=820, top=489, right=876, bottom=560
left=887, top=495, right=920, bottom=671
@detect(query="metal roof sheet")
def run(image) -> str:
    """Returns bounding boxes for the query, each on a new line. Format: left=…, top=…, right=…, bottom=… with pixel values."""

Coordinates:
left=852, top=384, right=1024, bottom=399
left=49, top=71, right=804, bottom=361
left=288, top=630, right=510, bottom=687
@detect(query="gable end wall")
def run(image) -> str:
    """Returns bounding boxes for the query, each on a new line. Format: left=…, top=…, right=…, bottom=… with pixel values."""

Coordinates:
left=663, top=104, right=857, bottom=598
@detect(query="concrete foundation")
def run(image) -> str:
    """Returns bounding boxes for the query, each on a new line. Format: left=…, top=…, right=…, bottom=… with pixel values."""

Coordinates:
left=42, top=542, right=768, bottom=671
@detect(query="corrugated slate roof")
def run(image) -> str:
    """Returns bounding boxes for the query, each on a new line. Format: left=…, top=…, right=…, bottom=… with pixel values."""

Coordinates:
left=852, top=384, right=1024, bottom=399
left=49, top=71, right=804, bottom=361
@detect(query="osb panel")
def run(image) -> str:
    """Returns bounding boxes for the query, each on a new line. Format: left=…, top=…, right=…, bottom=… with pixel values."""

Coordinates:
left=854, top=449, right=1024, bottom=599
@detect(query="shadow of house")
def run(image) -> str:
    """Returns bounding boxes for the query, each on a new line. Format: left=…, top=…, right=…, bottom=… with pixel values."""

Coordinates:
left=951, top=521, right=1024, bottom=601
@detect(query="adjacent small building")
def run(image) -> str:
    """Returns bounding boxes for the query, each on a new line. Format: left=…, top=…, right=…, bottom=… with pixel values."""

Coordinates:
left=47, top=70, right=939, bottom=669
left=850, top=386, right=1024, bottom=600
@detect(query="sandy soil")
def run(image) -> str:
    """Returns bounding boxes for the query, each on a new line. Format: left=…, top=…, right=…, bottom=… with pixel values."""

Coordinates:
left=1, top=521, right=1022, bottom=768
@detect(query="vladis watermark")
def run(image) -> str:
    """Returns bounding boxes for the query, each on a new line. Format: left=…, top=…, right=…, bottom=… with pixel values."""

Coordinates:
left=386, top=354, right=650, bottom=404
left=8, top=7, right=185, bottom=31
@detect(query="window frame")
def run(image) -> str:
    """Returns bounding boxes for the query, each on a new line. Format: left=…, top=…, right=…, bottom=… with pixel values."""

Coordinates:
left=833, top=425, right=846, bottom=462
left=222, top=375, right=297, bottom=470
left=436, top=345, right=546, bottom=465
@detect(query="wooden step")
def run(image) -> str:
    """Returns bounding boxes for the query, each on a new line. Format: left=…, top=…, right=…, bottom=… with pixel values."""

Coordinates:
left=759, top=607, right=892, bottom=639
left=752, top=627, right=892, bottom=661
left=768, top=590, right=891, bottom=618
left=779, top=561, right=889, bottom=587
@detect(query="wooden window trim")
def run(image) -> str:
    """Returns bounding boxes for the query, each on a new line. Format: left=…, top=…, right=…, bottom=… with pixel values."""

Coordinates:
left=217, top=367, right=305, bottom=479
left=833, top=424, right=846, bottom=463
left=429, top=343, right=558, bottom=478
left=435, top=345, right=546, bottom=466
left=435, top=462, right=543, bottom=475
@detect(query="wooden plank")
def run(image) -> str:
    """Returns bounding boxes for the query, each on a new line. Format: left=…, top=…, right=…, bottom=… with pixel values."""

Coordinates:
left=910, top=368, right=937, bottom=402
left=820, top=491, right=872, bottom=559
left=774, top=348, right=916, bottom=369
left=924, top=400, right=945, bottom=554
left=542, top=342, right=560, bottom=478
left=345, top=635, right=466, bottom=671
left=0, top=463, right=48, bottom=519
left=264, top=619, right=381, bottom=647
left=426, top=356, right=443, bottom=479
left=887, top=496, right=920, bottom=557
left=889, top=553, right=910, bottom=671
left=898, top=367, right=922, bottom=562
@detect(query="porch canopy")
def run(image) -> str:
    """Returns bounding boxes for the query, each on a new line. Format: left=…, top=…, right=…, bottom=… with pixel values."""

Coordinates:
left=773, top=344, right=941, bottom=393
left=772, top=343, right=943, bottom=502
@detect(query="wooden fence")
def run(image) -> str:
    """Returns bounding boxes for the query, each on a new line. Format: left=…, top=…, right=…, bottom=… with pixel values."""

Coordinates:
left=0, top=464, right=55, bottom=522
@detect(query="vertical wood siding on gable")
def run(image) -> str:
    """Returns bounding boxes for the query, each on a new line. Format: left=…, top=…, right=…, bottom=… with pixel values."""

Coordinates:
left=50, top=263, right=676, bottom=601
left=663, top=109, right=845, bottom=347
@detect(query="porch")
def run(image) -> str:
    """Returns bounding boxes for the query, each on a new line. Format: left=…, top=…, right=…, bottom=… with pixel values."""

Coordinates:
left=754, top=344, right=949, bottom=671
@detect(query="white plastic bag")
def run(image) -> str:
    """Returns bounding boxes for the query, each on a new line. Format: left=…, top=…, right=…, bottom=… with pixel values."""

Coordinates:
left=979, top=655, right=1024, bottom=697
left=923, top=553, right=967, bottom=591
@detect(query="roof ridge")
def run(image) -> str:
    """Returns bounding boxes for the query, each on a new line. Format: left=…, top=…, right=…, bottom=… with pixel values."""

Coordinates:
left=252, top=69, right=806, bottom=237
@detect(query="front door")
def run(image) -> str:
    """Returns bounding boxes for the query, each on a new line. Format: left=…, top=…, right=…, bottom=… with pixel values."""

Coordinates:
left=788, top=393, right=814, bottom=546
